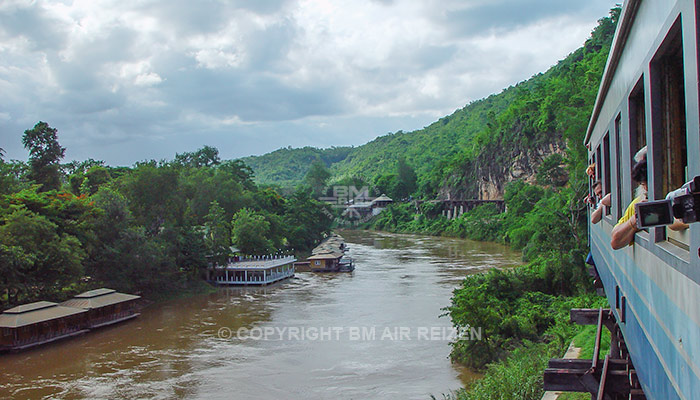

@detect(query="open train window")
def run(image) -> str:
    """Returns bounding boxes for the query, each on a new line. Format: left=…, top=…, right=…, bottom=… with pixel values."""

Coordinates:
left=650, top=17, right=689, bottom=249
left=614, top=115, right=623, bottom=220
left=595, top=146, right=602, bottom=183
left=602, top=132, right=612, bottom=217
left=628, top=77, right=646, bottom=201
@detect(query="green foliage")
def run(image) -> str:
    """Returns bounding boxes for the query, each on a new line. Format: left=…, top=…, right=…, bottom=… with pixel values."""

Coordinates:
left=218, top=159, right=255, bottom=190
left=115, top=162, right=182, bottom=233
left=446, top=342, right=558, bottom=400
left=446, top=204, right=503, bottom=241
left=283, top=187, right=334, bottom=250
left=572, top=324, right=611, bottom=360
left=22, top=121, right=66, bottom=191
left=173, top=145, right=220, bottom=168
left=204, top=200, right=231, bottom=265
left=81, top=166, right=112, bottom=195
left=231, top=208, right=273, bottom=255
left=240, top=146, right=352, bottom=189
left=305, top=160, right=331, bottom=198
left=1, top=140, right=337, bottom=307
left=536, top=153, right=568, bottom=187
left=0, top=160, right=27, bottom=195
left=447, top=263, right=601, bottom=369
left=395, top=156, right=418, bottom=199
left=0, top=188, right=97, bottom=303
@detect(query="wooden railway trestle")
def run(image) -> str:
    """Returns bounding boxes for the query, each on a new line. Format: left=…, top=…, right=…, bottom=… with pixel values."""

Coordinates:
left=544, top=267, right=647, bottom=399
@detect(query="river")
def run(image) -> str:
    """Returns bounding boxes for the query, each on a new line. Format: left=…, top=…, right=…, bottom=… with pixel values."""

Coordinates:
left=0, top=230, right=521, bottom=400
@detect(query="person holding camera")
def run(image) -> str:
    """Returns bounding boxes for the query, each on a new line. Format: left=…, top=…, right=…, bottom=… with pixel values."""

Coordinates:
left=611, top=160, right=648, bottom=249
left=611, top=160, right=689, bottom=249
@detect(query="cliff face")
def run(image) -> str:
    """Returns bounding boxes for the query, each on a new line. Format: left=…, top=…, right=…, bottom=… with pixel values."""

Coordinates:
left=439, top=139, right=566, bottom=201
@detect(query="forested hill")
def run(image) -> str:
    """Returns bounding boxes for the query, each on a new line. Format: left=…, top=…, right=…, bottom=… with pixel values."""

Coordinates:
left=240, top=9, right=617, bottom=200
left=239, top=146, right=353, bottom=189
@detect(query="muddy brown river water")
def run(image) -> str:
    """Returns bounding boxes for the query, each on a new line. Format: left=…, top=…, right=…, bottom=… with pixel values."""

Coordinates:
left=0, top=230, right=521, bottom=400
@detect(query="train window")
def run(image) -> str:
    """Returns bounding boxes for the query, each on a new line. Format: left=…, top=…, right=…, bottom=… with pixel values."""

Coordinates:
left=628, top=77, right=646, bottom=201
left=650, top=18, right=689, bottom=249
left=595, top=146, right=602, bottom=183
left=603, top=133, right=612, bottom=216
left=614, top=115, right=623, bottom=220
left=628, top=77, right=646, bottom=157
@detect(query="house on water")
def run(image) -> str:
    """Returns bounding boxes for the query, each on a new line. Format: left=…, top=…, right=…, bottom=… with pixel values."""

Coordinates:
left=304, top=234, right=354, bottom=272
left=208, top=255, right=296, bottom=285
left=0, top=301, right=88, bottom=352
left=61, top=288, right=141, bottom=329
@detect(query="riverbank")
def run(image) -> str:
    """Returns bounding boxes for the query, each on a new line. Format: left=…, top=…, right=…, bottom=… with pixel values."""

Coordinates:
left=441, top=260, right=605, bottom=400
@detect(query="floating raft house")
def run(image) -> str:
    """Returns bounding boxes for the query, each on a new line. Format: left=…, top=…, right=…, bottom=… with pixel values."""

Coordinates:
left=0, top=301, right=89, bottom=352
left=61, top=288, right=141, bottom=329
left=209, top=255, right=296, bottom=285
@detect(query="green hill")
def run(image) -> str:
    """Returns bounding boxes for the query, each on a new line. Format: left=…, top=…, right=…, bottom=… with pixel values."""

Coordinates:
left=239, top=146, right=353, bottom=189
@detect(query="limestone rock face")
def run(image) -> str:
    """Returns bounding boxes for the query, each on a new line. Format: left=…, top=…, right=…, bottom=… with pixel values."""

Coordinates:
left=439, top=141, right=566, bottom=201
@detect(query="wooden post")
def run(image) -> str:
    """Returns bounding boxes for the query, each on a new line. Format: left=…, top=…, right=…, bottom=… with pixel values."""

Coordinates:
left=592, top=307, right=604, bottom=370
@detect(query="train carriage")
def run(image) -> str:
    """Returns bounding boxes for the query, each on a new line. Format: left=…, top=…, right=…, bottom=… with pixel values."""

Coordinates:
left=585, top=0, right=700, bottom=398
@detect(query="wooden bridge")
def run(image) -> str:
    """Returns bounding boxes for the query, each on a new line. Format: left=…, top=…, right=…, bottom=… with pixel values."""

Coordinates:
left=416, top=199, right=505, bottom=220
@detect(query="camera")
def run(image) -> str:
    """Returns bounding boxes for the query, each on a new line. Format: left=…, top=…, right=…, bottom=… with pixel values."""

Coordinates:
left=635, top=176, right=700, bottom=229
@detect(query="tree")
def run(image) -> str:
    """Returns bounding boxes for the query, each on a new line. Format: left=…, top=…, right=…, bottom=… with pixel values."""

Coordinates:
left=204, top=200, right=231, bottom=265
left=374, top=173, right=398, bottom=199
left=174, top=145, right=221, bottom=168
left=22, top=121, right=66, bottom=191
left=0, top=207, right=84, bottom=303
left=395, top=156, right=418, bottom=199
left=115, top=163, right=181, bottom=233
left=305, top=160, right=331, bottom=198
left=87, top=187, right=183, bottom=293
left=231, top=208, right=273, bottom=255
left=0, top=161, right=26, bottom=195
left=283, top=187, right=333, bottom=250
left=218, top=160, right=255, bottom=190
left=536, top=154, right=568, bottom=187
left=81, top=166, right=112, bottom=195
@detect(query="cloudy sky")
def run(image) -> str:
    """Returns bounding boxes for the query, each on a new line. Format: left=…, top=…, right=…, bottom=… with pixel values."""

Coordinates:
left=0, top=0, right=618, bottom=166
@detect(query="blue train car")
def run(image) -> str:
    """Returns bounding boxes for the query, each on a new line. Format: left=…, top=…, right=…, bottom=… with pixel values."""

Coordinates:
left=585, top=0, right=700, bottom=399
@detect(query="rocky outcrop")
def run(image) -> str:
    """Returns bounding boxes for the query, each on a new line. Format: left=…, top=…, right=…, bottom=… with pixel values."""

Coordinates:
left=439, top=140, right=566, bottom=201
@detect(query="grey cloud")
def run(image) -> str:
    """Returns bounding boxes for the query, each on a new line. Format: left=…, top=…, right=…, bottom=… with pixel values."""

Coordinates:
left=161, top=67, right=345, bottom=121
left=136, top=0, right=294, bottom=35
left=433, top=0, right=617, bottom=36
left=243, top=19, right=298, bottom=71
left=52, top=89, right=126, bottom=115
left=392, top=43, right=457, bottom=72
left=0, top=3, right=68, bottom=51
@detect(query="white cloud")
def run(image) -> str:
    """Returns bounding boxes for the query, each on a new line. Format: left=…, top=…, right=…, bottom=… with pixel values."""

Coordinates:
left=118, top=61, right=163, bottom=86
left=0, top=0, right=619, bottom=165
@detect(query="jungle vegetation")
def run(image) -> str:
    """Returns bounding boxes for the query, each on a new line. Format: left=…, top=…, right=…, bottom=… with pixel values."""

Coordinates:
left=0, top=127, right=333, bottom=307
